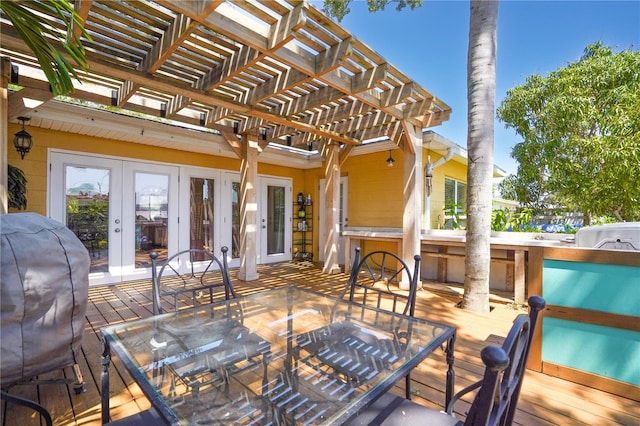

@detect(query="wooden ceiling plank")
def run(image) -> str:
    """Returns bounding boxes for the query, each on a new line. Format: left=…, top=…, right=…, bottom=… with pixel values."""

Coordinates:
left=8, top=86, right=54, bottom=120
left=117, top=80, right=140, bottom=106
left=352, top=64, right=388, bottom=93
left=105, top=0, right=173, bottom=29
left=314, top=38, right=353, bottom=74
left=141, top=14, right=197, bottom=73
left=293, top=32, right=327, bottom=56
left=232, top=1, right=279, bottom=26
left=83, top=20, right=149, bottom=54
left=301, top=19, right=340, bottom=47
left=278, top=86, right=346, bottom=118
left=305, top=5, right=351, bottom=40
left=162, top=0, right=401, bottom=130
left=3, top=0, right=452, bottom=150
left=268, top=2, right=307, bottom=51
left=91, top=2, right=166, bottom=37
left=200, top=45, right=263, bottom=91
left=166, top=94, right=190, bottom=117
left=380, top=82, right=415, bottom=108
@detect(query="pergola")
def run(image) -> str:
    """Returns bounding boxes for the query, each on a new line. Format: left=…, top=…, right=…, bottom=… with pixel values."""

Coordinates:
left=1, top=0, right=451, bottom=279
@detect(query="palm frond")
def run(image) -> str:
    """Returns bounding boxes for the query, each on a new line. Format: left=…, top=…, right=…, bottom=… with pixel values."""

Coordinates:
left=0, top=0, right=91, bottom=95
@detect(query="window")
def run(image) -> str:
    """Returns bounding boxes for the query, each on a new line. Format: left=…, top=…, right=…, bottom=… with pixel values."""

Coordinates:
left=444, top=178, right=467, bottom=229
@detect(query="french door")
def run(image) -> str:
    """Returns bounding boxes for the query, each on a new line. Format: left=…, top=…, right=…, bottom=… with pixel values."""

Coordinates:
left=51, top=153, right=291, bottom=285
left=259, top=177, right=291, bottom=264
left=50, top=152, right=178, bottom=285
left=220, top=173, right=292, bottom=265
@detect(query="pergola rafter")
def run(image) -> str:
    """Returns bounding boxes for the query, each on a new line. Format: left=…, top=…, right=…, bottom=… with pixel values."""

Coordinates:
left=1, top=0, right=449, bottom=149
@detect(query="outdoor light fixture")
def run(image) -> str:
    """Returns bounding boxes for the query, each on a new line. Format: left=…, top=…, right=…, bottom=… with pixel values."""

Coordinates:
left=287, top=135, right=292, bottom=146
left=386, top=150, right=395, bottom=167
left=425, top=156, right=434, bottom=196
left=14, top=116, right=33, bottom=160
left=260, top=128, right=267, bottom=141
left=233, top=122, right=239, bottom=134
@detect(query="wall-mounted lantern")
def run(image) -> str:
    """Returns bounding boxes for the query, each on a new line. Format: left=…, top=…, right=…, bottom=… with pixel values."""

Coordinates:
left=14, top=116, right=33, bottom=160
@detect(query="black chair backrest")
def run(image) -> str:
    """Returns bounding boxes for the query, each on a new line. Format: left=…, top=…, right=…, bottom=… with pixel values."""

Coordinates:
left=150, top=246, right=234, bottom=315
left=462, top=295, right=546, bottom=426
left=1, top=391, right=52, bottom=426
left=343, top=247, right=421, bottom=317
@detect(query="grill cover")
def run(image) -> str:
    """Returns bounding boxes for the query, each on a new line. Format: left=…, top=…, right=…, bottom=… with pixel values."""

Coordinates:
left=575, top=222, right=640, bottom=251
left=1, top=213, right=90, bottom=386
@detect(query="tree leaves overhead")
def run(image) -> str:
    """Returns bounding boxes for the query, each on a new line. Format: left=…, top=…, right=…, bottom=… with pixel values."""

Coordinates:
left=497, top=42, right=640, bottom=222
left=0, top=0, right=91, bottom=95
left=322, top=0, right=423, bottom=22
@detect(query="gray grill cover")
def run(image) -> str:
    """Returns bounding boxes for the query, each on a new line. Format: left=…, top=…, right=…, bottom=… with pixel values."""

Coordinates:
left=1, top=213, right=90, bottom=386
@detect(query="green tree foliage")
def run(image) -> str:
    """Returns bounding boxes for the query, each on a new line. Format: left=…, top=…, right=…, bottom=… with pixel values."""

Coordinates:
left=322, top=0, right=423, bottom=21
left=497, top=42, right=640, bottom=223
left=0, top=0, right=90, bottom=95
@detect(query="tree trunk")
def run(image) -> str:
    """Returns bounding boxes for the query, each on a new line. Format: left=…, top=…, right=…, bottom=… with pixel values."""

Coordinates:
left=462, top=0, right=498, bottom=313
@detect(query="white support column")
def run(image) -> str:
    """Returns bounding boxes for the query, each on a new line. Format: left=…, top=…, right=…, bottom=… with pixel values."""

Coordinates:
left=1, top=58, right=10, bottom=214
left=401, top=123, right=423, bottom=289
left=238, top=137, right=259, bottom=281
left=322, top=142, right=341, bottom=274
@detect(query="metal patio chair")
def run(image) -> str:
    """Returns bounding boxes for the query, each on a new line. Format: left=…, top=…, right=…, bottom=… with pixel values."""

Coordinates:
left=295, top=248, right=422, bottom=399
left=347, top=295, right=546, bottom=426
left=147, top=247, right=270, bottom=412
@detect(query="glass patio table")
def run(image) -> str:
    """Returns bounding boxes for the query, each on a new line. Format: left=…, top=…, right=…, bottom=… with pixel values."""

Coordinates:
left=100, top=285, right=456, bottom=425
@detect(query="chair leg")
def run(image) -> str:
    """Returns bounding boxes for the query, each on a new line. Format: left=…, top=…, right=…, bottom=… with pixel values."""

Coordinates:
left=405, top=373, right=411, bottom=399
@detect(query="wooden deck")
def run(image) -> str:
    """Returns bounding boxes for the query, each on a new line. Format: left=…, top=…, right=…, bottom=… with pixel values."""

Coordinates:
left=2, top=262, right=638, bottom=425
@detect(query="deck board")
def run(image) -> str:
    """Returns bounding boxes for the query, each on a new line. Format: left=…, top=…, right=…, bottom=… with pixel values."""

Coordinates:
left=1, top=262, right=637, bottom=425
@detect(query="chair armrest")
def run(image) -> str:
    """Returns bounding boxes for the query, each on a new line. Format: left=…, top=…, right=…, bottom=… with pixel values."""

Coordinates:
left=445, top=380, right=482, bottom=415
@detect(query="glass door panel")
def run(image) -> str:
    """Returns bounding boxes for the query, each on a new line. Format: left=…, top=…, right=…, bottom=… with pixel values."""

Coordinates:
left=50, top=152, right=123, bottom=285
left=189, top=177, right=215, bottom=252
left=52, top=153, right=179, bottom=284
left=259, top=177, right=291, bottom=263
left=134, top=172, right=169, bottom=267
left=231, top=181, right=241, bottom=260
left=266, top=185, right=285, bottom=255
left=64, top=165, right=111, bottom=274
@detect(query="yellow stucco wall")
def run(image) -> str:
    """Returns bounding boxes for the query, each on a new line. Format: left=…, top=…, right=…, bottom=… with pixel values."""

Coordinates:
left=338, top=148, right=466, bottom=231
left=7, top=124, right=306, bottom=214
left=430, top=156, right=467, bottom=229
left=7, top=123, right=467, bottom=261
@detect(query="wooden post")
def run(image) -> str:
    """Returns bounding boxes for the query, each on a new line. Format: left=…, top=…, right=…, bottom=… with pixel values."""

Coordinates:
left=513, top=249, right=525, bottom=304
left=526, top=246, right=544, bottom=371
left=1, top=57, right=10, bottom=214
left=239, top=136, right=259, bottom=281
left=401, top=122, right=423, bottom=289
left=322, top=142, right=341, bottom=274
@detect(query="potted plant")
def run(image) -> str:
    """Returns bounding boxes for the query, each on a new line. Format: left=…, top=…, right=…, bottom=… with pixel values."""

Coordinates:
left=8, top=164, right=27, bottom=210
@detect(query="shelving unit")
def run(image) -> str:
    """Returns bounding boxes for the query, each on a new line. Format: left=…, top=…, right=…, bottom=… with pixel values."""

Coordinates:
left=293, top=195, right=313, bottom=261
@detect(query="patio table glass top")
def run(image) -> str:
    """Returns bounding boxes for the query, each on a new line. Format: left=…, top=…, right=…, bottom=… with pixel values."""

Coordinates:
left=100, top=285, right=456, bottom=425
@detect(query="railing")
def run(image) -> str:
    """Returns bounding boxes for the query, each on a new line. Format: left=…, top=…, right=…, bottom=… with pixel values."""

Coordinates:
left=527, top=246, right=640, bottom=401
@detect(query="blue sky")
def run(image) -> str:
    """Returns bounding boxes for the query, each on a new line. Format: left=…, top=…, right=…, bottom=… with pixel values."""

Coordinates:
left=331, top=1, right=640, bottom=175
